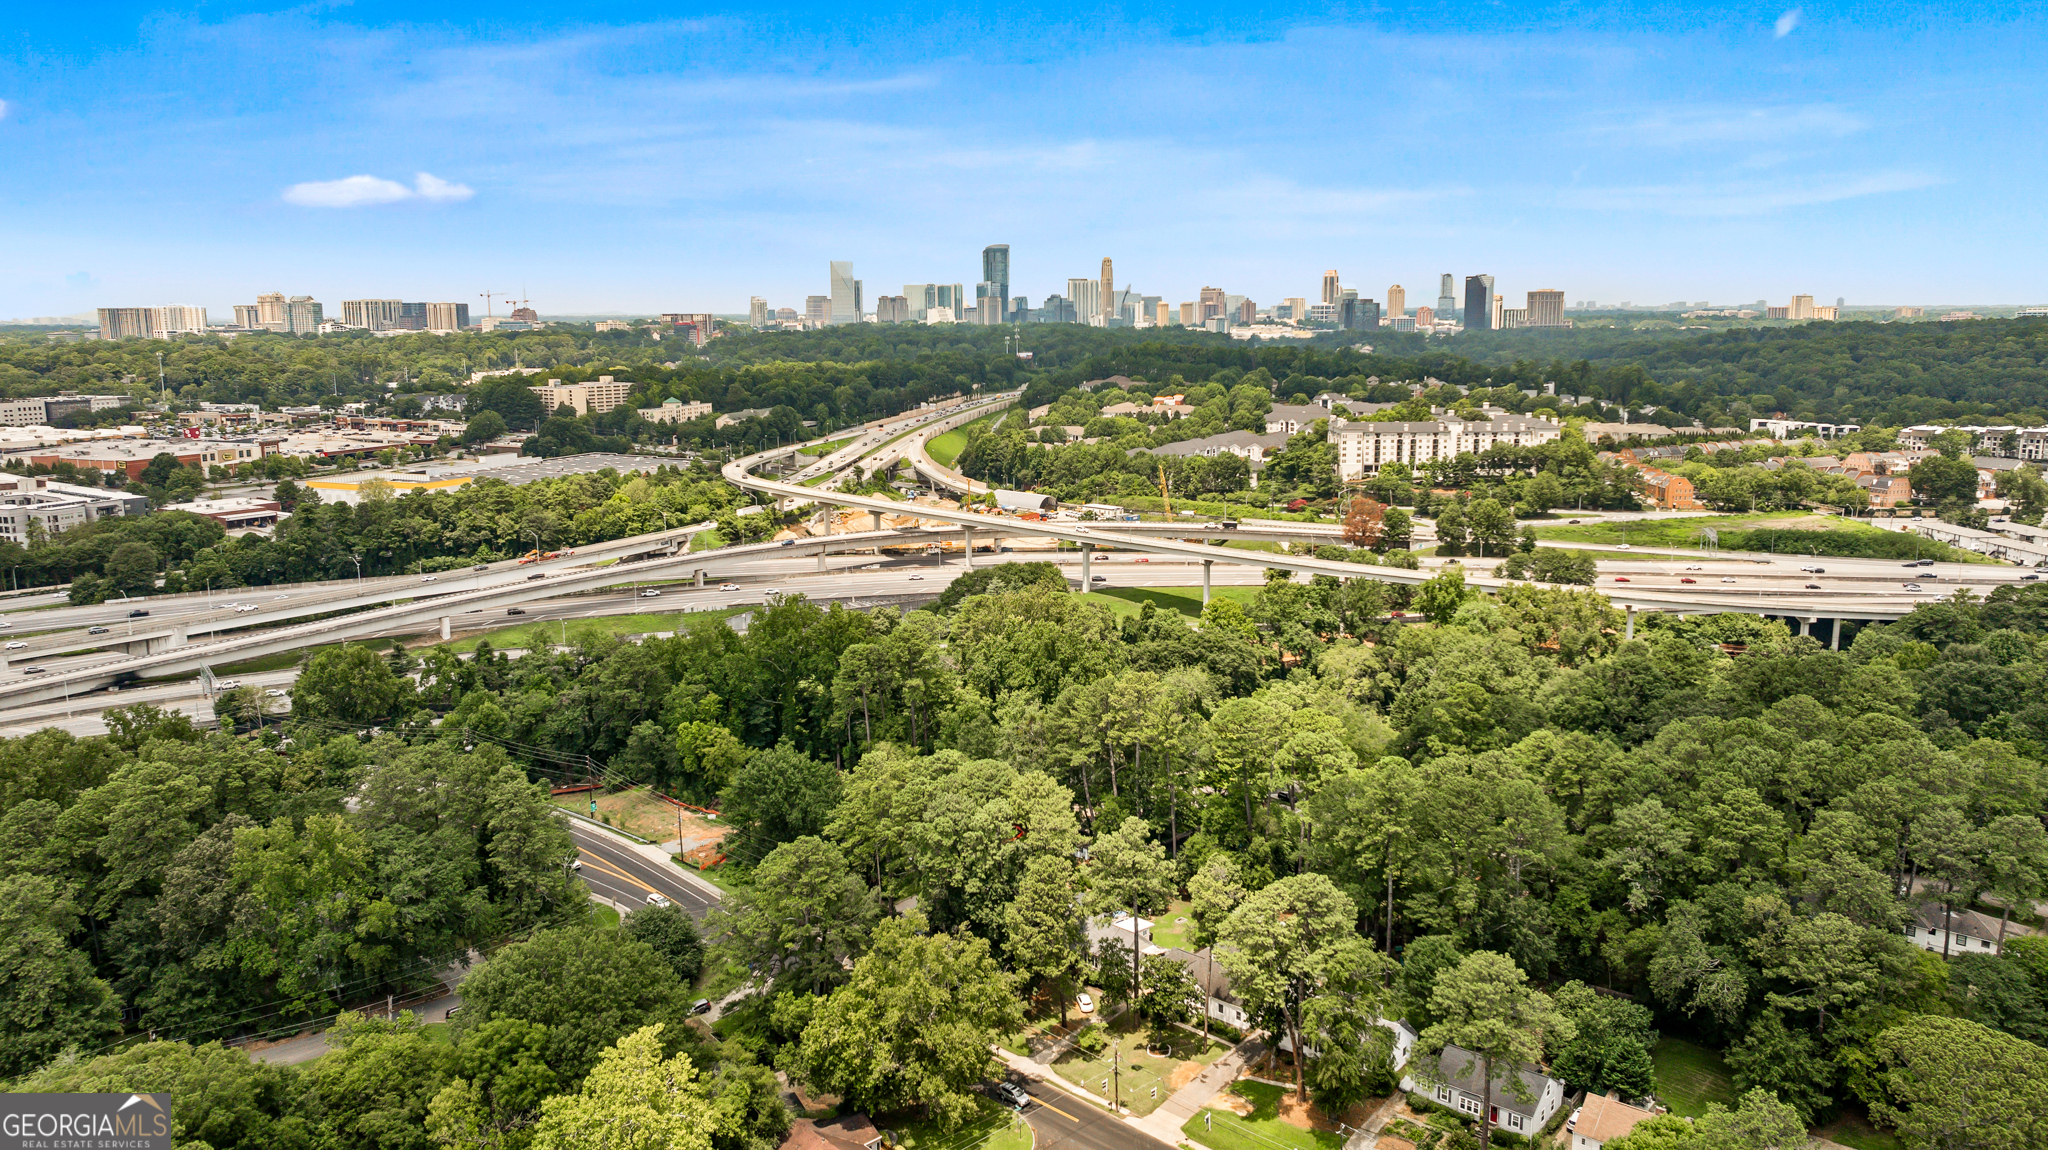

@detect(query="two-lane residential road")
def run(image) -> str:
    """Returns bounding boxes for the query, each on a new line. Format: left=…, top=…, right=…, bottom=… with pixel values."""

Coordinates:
left=564, top=817, right=722, bottom=919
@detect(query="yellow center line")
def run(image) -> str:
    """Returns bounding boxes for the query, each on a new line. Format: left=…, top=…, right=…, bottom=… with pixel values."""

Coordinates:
left=1029, top=1096, right=1079, bottom=1123
left=578, top=853, right=658, bottom=896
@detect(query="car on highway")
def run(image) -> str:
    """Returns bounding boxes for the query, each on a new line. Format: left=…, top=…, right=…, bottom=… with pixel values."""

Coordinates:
left=87, top=626, right=109, bottom=635
left=265, top=688, right=288, bottom=697
left=129, top=609, right=149, bottom=617
left=506, top=607, right=526, bottom=615
left=1680, top=577, right=1697, bottom=584
left=236, top=604, right=257, bottom=612
left=527, top=573, right=546, bottom=581
left=21, top=667, right=45, bottom=675
left=1905, top=583, right=1924, bottom=591
left=215, top=679, right=242, bottom=691
left=640, top=589, right=662, bottom=598
left=1917, top=559, right=1936, bottom=566
left=1685, top=565, right=1702, bottom=571
left=421, top=575, right=437, bottom=582
left=645, top=893, right=672, bottom=909
left=4, top=642, right=24, bottom=651
left=1091, top=574, right=1108, bottom=582
left=1722, top=577, right=1737, bottom=583
left=1615, top=543, right=1632, bottom=549
left=908, top=573, right=924, bottom=580
left=474, top=564, right=490, bottom=571
left=1804, top=583, right=1822, bottom=589
left=1076, top=991, right=1095, bottom=1014
left=718, top=583, right=741, bottom=591
left=2026, top=574, right=2042, bottom=582
left=1612, top=576, right=1630, bottom=583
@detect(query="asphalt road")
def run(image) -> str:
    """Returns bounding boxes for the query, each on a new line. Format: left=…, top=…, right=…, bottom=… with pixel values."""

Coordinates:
left=1009, top=1077, right=1176, bottom=1150
left=565, top=818, right=722, bottom=919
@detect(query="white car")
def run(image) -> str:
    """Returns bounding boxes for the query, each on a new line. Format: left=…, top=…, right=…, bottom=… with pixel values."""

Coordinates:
left=908, top=573, right=924, bottom=581
left=265, top=688, right=288, bottom=698
left=215, top=679, right=242, bottom=691
left=236, top=604, right=258, bottom=613
left=1615, top=543, right=1631, bottom=549
left=1076, top=991, right=1095, bottom=1014
left=421, top=575, right=437, bottom=582
left=644, top=892, right=672, bottom=908
left=640, top=589, right=662, bottom=598
left=1721, top=577, right=1737, bottom=583
left=1905, top=583, right=1924, bottom=591
left=3, top=641, right=23, bottom=650
left=718, top=583, right=741, bottom=592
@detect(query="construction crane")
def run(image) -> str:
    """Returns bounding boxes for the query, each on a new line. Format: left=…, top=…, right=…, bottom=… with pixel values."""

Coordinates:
left=478, top=291, right=512, bottom=320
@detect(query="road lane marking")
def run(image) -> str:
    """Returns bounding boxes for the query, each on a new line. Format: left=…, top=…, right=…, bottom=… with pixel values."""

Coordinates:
left=577, top=853, right=659, bottom=896
left=1029, top=1096, right=1079, bottom=1123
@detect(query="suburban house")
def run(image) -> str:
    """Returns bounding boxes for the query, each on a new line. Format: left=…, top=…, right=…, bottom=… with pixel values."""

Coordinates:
left=1164, top=946, right=1253, bottom=1030
left=1905, top=903, right=2020, bottom=957
left=782, top=1115, right=882, bottom=1150
left=1412, top=1045, right=1567, bottom=1138
left=1571, top=1094, right=1659, bottom=1149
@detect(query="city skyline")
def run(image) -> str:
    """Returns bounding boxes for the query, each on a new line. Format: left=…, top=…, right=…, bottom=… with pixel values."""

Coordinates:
left=4, top=4, right=2045, bottom=316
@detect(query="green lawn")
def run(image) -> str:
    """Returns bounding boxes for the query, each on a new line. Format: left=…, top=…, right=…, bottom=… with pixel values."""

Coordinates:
left=1532, top=511, right=1990, bottom=563
left=1651, top=1037, right=1736, bottom=1118
left=1184, top=1081, right=1345, bottom=1150
left=1147, top=900, right=1198, bottom=949
left=1053, top=1021, right=1229, bottom=1116
left=887, top=1098, right=1034, bottom=1150
left=926, top=413, right=999, bottom=467
left=1814, top=1104, right=1905, bottom=1150
left=1078, top=586, right=1259, bottom=621
left=589, top=903, right=620, bottom=930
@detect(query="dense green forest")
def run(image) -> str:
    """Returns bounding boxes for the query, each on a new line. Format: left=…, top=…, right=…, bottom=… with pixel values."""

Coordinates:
left=16, top=564, right=2044, bottom=1146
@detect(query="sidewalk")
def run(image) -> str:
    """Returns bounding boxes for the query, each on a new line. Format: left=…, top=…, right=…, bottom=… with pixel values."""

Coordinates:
left=1137, top=1036, right=1264, bottom=1144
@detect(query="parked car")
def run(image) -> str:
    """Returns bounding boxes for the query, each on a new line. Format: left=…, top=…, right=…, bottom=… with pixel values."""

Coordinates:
left=1076, top=991, right=1095, bottom=1014
left=690, top=998, right=713, bottom=1016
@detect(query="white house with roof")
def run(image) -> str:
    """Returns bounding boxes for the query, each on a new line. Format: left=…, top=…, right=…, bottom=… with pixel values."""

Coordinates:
left=1905, top=903, right=2024, bottom=956
left=1407, top=1045, right=1567, bottom=1138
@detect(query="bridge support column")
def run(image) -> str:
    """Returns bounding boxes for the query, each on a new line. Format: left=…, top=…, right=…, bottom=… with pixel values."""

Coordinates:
left=440, top=616, right=451, bottom=641
left=1829, top=620, right=1842, bottom=650
left=961, top=527, right=975, bottom=568
left=870, top=510, right=884, bottom=532
left=694, top=570, right=705, bottom=588
left=1625, top=604, right=1635, bottom=640
left=1080, top=542, right=1093, bottom=587
left=1203, top=560, right=1213, bottom=604
left=817, top=546, right=827, bottom=573
left=170, top=624, right=187, bottom=648
left=1799, top=616, right=1813, bottom=637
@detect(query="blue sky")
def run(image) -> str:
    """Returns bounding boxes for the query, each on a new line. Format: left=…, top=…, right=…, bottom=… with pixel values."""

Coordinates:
left=2, top=1, right=2042, bottom=317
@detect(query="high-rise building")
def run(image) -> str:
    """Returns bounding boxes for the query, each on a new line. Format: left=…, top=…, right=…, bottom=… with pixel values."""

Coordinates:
left=876, top=296, right=910, bottom=324
left=982, top=245, right=1010, bottom=317
left=394, top=302, right=429, bottom=330
left=285, top=297, right=323, bottom=335
left=1180, top=302, right=1197, bottom=327
left=902, top=284, right=966, bottom=322
left=1386, top=285, right=1406, bottom=320
left=1416, top=305, right=1436, bottom=327
left=1100, top=258, right=1114, bottom=321
left=1322, top=270, right=1342, bottom=306
left=256, top=292, right=287, bottom=329
left=1236, top=299, right=1257, bottom=324
left=805, top=296, right=830, bottom=328
left=1339, top=298, right=1380, bottom=330
left=1463, top=275, right=1495, bottom=330
left=749, top=297, right=769, bottom=327
left=156, top=305, right=208, bottom=335
left=1198, top=286, right=1227, bottom=323
left=1789, top=294, right=1815, bottom=320
left=1280, top=297, right=1307, bottom=322
left=829, top=262, right=860, bottom=325
left=96, top=308, right=154, bottom=340
left=1438, top=274, right=1456, bottom=318
left=233, top=305, right=262, bottom=329
left=1067, top=278, right=1101, bottom=324
left=1491, top=294, right=1505, bottom=330
left=975, top=282, right=1006, bottom=324
left=424, top=302, right=470, bottom=331
left=342, top=299, right=404, bottom=330
left=1039, top=295, right=1074, bottom=324
left=1156, top=301, right=1173, bottom=326
left=1526, top=290, right=1565, bottom=327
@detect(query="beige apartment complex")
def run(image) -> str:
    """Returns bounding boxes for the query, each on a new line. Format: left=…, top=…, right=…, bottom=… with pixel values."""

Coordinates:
left=530, top=375, right=636, bottom=416
left=637, top=397, right=713, bottom=423
left=1330, top=413, right=1563, bottom=480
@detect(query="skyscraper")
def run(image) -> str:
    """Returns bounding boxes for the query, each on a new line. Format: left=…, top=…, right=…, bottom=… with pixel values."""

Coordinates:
left=96, top=308, right=154, bottom=340
left=424, top=302, right=469, bottom=331
left=1526, top=290, right=1565, bottom=327
left=1491, top=294, right=1505, bottom=330
left=285, top=296, right=323, bottom=334
left=1386, top=285, right=1406, bottom=319
left=1067, top=278, right=1100, bottom=324
left=982, top=245, right=1010, bottom=321
left=805, top=296, right=830, bottom=328
left=1464, top=275, right=1495, bottom=330
left=749, top=297, right=768, bottom=327
left=342, top=299, right=404, bottom=330
left=256, top=292, right=287, bottom=329
left=156, top=305, right=208, bottom=335
left=875, top=296, right=910, bottom=323
left=1438, top=274, right=1456, bottom=318
left=1198, top=286, right=1227, bottom=323
left=1100, top=258, right=1114, bottom=322
left=1322, top=270, right=1342, bottom=306
left=829, top=262, right=860, bottom=325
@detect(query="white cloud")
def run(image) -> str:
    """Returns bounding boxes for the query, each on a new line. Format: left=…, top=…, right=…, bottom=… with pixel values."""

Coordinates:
left=0, top=100, right=10, bottom=121
left=1587, top=104, right=1866, bottom=146
left=1559, top=170, right=1942, bottom=217
left=282, top=171, right=473, bottom=208
left=1775, top=8, right=1802, bottom=38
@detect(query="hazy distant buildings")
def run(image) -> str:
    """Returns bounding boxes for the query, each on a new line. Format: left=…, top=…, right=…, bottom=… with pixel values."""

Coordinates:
left=749, top=297, right=769, bottom=327
left=342, top=299, right=405, bottom=330
left=980, top=245, right=1010, bottom=325
left=828, top=262, right=862, bottom=325
left=1199, top=286, right=1227, bottom=324
left=96, top=309, right=153, bottom=341
left=805, top=296, right=829, bottom=328
left=1386, top=285, right=1406, bottom=320
left=1100, top=258, right=1115, bottom=323
left=1068, top=278, right=1101, bottom=325
left=1438, top=274, right=1456, bottom=319
left=1322, top=270, right=1342, bottom=306
left=876, top=295, right=910, bottom=324
left=1462, top=275, right=1494, bottom=330
left=424, top=302, right=469, bottom=332
left=1526, top=289, right=1565, bottom=327
left=903, top=284, right=965, bottom=322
